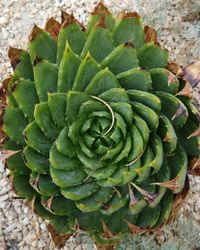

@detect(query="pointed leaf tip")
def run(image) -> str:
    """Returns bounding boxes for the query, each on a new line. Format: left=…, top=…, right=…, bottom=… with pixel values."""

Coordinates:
left=29, top=24, right=43, bottom=42
left=118, top=11, right=141, bottom=19
left=61, top=9, right=71, bottom=23
left=166, top=61, right=183, bottom=76
left=42, top=195, right=55, bottom=214
left=102, top=221, right=114, bottom=239
left=92, top=1, right=110, bottom=15
left=171, top=103, right=187, bottom=121
left=175, top=81, right=193, bottom=98
left=126, top=221, right=147, bottom=235
left=130, top=182, right=159, bottom=204
left=151, top=178, right=180, bottom=193
left=95, top=16, right=107, bottom=28
left=144, top=25, right=158, bottom=43
left=182, top=61, right=200, bottom=88
left=187, top=126, right=200, bottom=139
left=45, top=17, right=61, bottom=38
left=8, top=47, right=22, bottom=70
left=61, top=12, right=78, bottom=28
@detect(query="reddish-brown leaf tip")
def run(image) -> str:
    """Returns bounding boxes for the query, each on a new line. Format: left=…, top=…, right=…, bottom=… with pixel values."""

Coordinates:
left=95, top=16, right=107, bottom=28
left=29, top=24, right=43, bottom=42
left=92, top=1, right=110, bottom=15
left=188, top=157, right=200, bottom=176
left=8, top=47, right=22, bottom=70
left=175, top=81, right=193, bottom=98
left=45, top=17, right=61, bottom=39
left=61, top=9, right=71, bottom=23
left=182, top=61, right=200, bottom=88
left=118, top=11, right=141, bottom=19
left=166, top=61, right=183, bottom=76
left=144, top=25, right=158, bottom=43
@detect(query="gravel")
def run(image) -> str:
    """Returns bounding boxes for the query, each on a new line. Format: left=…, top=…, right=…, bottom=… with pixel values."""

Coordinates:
left=0, top=0, right=199, bottom=249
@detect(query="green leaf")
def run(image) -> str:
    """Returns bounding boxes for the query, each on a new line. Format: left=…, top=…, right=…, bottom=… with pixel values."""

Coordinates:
left=100, top=43, right=139, bottom=74
left=131, top=102, right=159, bottom=132
left=30, top=172, right=59, bottom=196
left=150, top=68, right=179, bottom=94
left=6, top=151, right=30, bottom=175
left=76, top=148, right=103, bottom=170
left=49, top=216, right=72, bottom=234
left=149, top=160, right=170, bottom=208
left=99, top=88, right=129, bottom=103
left=141, top=147, right=154, bottom=165
left=23, top=146, right=49, bottom=174
left=136, top=204, right=161, bottom=228
left=3, top=107, right=28, bottom=146
left=84, top=164, right=118, bottom=180
left=61, top=182, right=99, bottom=200
left=117, top=68, right=152, bottom=91
left=73, top=52, right=102, bottom=92
left=81, top=24, right=114, bottom=62
left=34, top=102, right=60, bottom=140
left=85, top=68, right=120, bottom=96
left=12, top=79, right=39, bottom=121
left=41, top=196, right=76, bottom=216
left=66, top=91, right=90, bottom=123
left=114, top=113, right=127, bottom=139
left=166, top=144, right=188, bottom=193
left=48, top=93, right=67, bottom=128
left=133, top=113, right=150, bottom=147
left=107, top=207, right=137, bottom=234
left=12, top=173, right=36, bottom=199
left=110, top=102, right=133, bottom=126
left=158, top=115, right=177, bottom=154
left=112, top=133, right=131, bottom=163
left=137, top=42, right=168, bottom=69
left=24, top=121, right=52, bottom=155
left=87, top=3, right=115, bottom=32
left=33, top=60, right=58, bottom=102
left=57, top=22, right=85, bottom=64
left=50, top=166, right=86, bottom=188
left=78, top=100, right=106, bottom=118
left=177, top=118, right=200, bottom=156
left=50, top=143, right=81, bottom=171
left=2, top=139, right=22, bottom=151
left=155, top=91, right=188, bottom=128
left=6, top=75, right=19, bottom=108
left=127, top=125, right=144, bottom=163
left=55, top=126, right=76, bottom=158
left=32, top=198, right=54, bottom=219
left=75, top=187, right=113, bottom=212
left=29, top=27, right=57, bottom=63
left=128, top=90, right=161, bottom=113
left=135, top=134, right=163, bottom=182
left=57, top=43, right=81, bottom=92
left=101, top=186, right=129, bottom=215
left=153, top=190, right=173, bottom=228
left=113, top=13, right=145, bottom=49
left=71, top=210, right=106, bottom=232
left=14, top=50, right=34, bottom=80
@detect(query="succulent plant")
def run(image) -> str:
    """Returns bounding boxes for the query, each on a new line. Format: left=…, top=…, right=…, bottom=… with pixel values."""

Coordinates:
left=0, top=1, right=200, bottom=249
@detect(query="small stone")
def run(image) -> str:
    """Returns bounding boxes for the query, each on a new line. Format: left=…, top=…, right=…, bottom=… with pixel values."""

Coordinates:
left=22, top=217, right=29, bottom=225
left=0, top=16, right=7, bottom=25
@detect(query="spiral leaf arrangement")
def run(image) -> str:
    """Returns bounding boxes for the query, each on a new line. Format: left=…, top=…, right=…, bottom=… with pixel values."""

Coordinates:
left=0, top=1, right=200, bottom=248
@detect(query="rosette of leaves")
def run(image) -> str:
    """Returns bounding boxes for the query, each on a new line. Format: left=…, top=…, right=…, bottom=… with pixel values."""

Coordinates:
left=0, top=1, right=200, bottom=249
